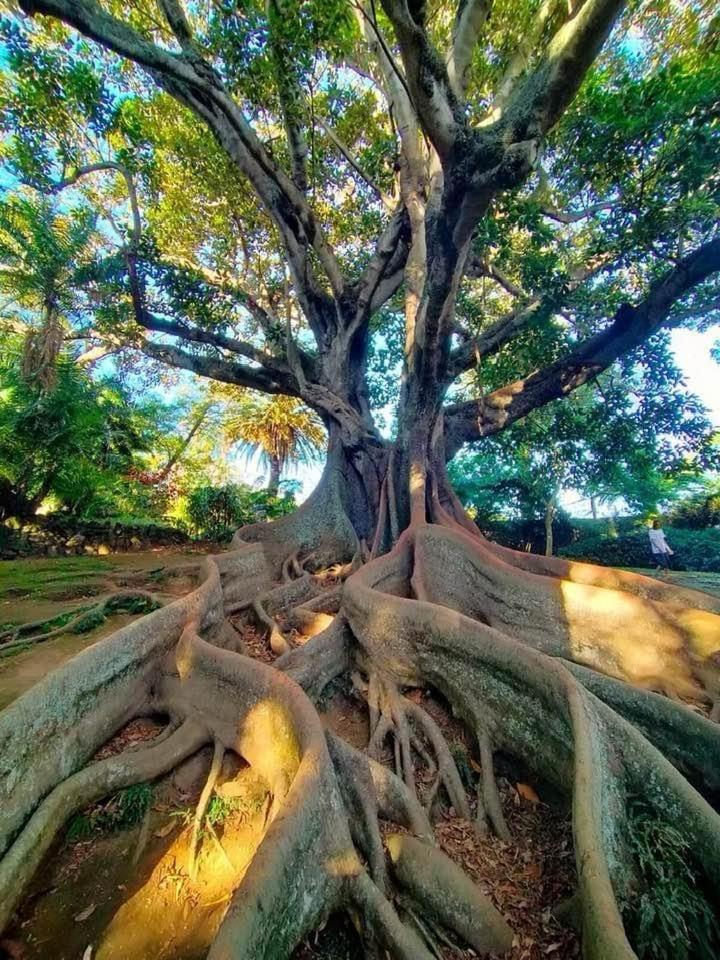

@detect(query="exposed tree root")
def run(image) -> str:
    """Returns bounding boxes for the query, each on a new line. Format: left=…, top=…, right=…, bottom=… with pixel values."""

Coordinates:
left=0, top=718, right=208, bottom=931
left=386, top=833, right=514, bottom=955
left=189, top=738, right=224, bottom=878
left=343, top=527, right=720, bottom=960
left=3, top=504, right=720, bottom=959
left=0, top=590, right=161, bottom=655
left=477, top=728, right=511, bottom=841
left=359, top=667, right=474, bottom=829
left=413, top=521, right=720, bottom=707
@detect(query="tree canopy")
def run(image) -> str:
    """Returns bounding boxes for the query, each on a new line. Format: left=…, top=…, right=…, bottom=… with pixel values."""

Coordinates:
left=0, top=0, right=717, bottom=500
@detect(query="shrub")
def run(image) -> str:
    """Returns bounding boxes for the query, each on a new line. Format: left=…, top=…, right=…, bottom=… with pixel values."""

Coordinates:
left=479, top=514, right=575, bottom=553
left=668, top=482, right=720, bottom=529
left=623, top=800, right=719, bottom=960
left=558, top=527, right=720, bottom=572
left=186, top=483, right=295, bottom=540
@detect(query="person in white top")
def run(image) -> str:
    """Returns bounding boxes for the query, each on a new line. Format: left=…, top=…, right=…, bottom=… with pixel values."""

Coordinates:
left=648, top=519, right=673, bottom=574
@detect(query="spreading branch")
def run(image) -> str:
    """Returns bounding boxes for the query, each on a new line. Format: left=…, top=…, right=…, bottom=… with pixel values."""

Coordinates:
left=444, top=236, right=720, bottom=455
left=266, top=0, right=310, bottom=191
left=447, top=0, right=492, bottom=98
left=379, top=0, right=462, bottom=160
left=157, top=0, right=195, bottom=53
left=496, top=0, right=627, bottom=142
left=541, top=200, right=616, bottom=223
left=139, top=340, right=298, bottom=395
left=449, top=256, right=616, bottom=381
left=50, top=160, right=141, bottom=247
left=18, top=0, right=345, bottom=346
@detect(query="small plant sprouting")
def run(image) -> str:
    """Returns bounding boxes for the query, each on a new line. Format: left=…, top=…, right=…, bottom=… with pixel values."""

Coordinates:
left=623, top=799, right=719, bottom=960
left=66, top=782, right=153, bottom=842
left=449, top=741, right=476, bottom=792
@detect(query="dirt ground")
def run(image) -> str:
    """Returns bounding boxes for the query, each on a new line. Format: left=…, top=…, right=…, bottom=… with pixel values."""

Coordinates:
left=2, top=719, right=270, bottom=960
left=0, top=550, right=207, bottom=710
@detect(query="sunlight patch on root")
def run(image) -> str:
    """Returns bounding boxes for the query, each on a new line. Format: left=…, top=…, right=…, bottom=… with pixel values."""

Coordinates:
left=414, top=522, right=720, bottom=707
left=251, top=595, right=290, bottom=655
left=478, top=529, right=720, bottom=614
left=278, top=617, right=352, bottom=700
left=0, top=718, right=208, bottom=932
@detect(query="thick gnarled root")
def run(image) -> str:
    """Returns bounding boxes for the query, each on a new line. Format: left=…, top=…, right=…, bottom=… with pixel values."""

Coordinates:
left=343, top=530, right=720, bottom=960
left=0, top=718, right=208, bottom=931
left=386, top=833, right=514, bottom=955
left=359, top=670, right=473, bottom=827
left=413, top=522, right=720, bottom=708
left=0, top=540, right=517, bottom=960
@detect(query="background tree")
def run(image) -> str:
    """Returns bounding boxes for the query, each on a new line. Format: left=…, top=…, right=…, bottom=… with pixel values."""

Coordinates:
left=0, top=335, right=157, bottom=518
left=0, top=193, right=99, bottom=385
left=222, top=392, right=325, bottom=495
left=451, top=371, right=716, bottom=552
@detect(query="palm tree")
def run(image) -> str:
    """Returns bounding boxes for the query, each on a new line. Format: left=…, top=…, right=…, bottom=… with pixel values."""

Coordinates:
left=0, top=194, right=96, bottom=389
left=224, top=394, right=325, bottom=495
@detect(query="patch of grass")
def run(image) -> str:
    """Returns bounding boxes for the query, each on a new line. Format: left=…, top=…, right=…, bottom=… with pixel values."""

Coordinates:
left=67, top=813, right=95, bottom=842
left=113, top=782, right=154, bottom=825
left=623, top=800, right=719, bottom=960
left=0, top=640, right=31, bottom=659
left=71, top=595, right=160, bottom=634
left=71, top=608, right=108, bottom=633
left=41, top=605, right=93, bottom=633
left=0, top=556, right=118, bottom=601
left=205, top=794, right=240, bottom=826
left=66, top=783, right=154, bottom=842
left=170, top=786, right=268, bottom=837
left=105, top=595, right=160, bottom=616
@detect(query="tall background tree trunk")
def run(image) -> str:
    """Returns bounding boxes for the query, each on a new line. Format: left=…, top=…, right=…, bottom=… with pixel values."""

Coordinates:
left=267, top=456, right=281, bottom=497
left=544, top=496, right=556, bottom=556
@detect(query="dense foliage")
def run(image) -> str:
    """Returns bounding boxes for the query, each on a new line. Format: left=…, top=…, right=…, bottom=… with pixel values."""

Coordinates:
left=559, top=525, right=720, bottom=573
left=0, top=338, right=159, bottom=519
left=0, top=0, right=716, bottom=471
left=186, top=482, right=296, bottom=541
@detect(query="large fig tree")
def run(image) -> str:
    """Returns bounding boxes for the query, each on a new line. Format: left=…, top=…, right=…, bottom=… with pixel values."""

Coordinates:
left=1, top=2, right=719, bottom=958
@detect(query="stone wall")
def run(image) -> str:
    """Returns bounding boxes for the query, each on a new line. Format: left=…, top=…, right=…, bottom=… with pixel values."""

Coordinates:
left=0, top=515, right=189, bottom=559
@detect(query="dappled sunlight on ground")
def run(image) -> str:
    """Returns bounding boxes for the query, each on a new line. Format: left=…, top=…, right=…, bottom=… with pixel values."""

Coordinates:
left=5, top=725, right=270, bottom=960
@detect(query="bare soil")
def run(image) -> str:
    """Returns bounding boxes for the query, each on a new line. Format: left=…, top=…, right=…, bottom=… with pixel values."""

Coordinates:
left=0, top=550, right=207, bottom=710
left=3, top=718, right=270, bottom=960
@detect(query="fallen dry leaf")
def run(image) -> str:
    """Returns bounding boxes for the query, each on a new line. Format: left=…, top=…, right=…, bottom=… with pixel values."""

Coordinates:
left=154, top=821, right=175, bottom=838
left=74, top=904, right=96, bottom=923
left=516, top=782, right=540, bottom=805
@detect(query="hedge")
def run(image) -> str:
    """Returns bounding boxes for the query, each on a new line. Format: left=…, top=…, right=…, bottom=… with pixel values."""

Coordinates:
left=558, top=527, right=720, bottom=573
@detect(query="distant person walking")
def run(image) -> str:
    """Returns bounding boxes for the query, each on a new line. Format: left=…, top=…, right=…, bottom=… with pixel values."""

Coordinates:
left=648, top=520, right=674, bottom=575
